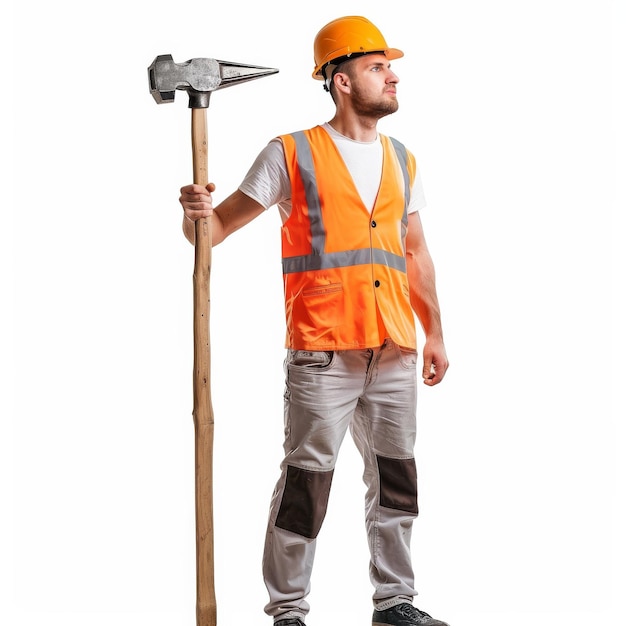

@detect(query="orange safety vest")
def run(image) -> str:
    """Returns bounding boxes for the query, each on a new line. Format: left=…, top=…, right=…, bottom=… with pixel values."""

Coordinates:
left=280, top=125, right=418, bottom=351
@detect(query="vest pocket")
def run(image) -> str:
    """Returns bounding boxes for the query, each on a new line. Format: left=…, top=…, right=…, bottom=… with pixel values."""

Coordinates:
left=301, top=282, right=344, bottom=327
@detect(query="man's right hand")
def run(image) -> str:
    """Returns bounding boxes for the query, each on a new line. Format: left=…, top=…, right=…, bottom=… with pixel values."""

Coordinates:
left=179, top=183, right=216, bottom=244
left=178, top=185, right=266, bottom=246
left=179, top=183, right=216, bottom=222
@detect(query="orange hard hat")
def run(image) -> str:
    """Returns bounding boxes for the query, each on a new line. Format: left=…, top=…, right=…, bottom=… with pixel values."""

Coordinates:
left=312, top=16, right=403, bottom=80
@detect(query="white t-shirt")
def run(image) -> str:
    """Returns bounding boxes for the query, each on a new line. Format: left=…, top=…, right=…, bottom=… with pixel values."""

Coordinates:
left=239, top=123, right=426, bottom=223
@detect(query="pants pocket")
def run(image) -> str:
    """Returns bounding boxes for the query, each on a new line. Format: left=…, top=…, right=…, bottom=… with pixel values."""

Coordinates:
left=287, top=349, right=334, bottom=369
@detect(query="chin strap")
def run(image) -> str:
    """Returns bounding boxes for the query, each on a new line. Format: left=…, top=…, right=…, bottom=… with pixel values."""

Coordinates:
left=322, top=62, right=339, bottom=92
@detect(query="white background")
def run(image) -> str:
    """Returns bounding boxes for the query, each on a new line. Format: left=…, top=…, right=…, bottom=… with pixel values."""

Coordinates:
left=4, top=1, right=624, bottom=625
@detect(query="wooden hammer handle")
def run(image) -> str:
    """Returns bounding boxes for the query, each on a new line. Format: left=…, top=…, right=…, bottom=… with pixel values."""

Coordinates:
left=191, top=106, right=217, bottom=626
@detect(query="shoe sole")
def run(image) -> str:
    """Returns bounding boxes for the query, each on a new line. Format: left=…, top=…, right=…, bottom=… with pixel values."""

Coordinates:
left=373, top=622, right=450, bottom=626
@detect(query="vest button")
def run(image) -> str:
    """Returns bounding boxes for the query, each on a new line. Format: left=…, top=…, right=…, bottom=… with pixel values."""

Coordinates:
left=371, top=220, right=377, bottom=228
left=374, top=280, right=381, bottom=288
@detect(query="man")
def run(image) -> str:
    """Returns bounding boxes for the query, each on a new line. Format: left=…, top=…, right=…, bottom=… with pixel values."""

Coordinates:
left=179, top=15, right=450, bottom=626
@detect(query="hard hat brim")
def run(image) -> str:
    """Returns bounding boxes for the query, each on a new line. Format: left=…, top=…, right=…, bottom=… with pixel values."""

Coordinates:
left=313, top=47, right=404, bottom=80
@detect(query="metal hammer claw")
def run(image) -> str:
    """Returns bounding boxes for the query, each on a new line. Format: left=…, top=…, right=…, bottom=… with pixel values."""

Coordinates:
left=148, top=54, right=279, bottom=108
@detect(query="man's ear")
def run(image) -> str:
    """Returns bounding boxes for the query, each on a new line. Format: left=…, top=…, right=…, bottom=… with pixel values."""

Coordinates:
left=333, top=72, right=350, bottom=93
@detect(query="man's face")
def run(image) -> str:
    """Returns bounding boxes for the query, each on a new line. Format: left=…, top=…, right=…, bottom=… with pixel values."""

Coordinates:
left=343, top=53, right=400, bottom=118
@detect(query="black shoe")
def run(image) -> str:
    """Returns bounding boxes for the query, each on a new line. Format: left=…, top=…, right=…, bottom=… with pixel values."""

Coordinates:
left=373, top=603, right=450, bottom=626
left=275, top=619, right=305, bottom=626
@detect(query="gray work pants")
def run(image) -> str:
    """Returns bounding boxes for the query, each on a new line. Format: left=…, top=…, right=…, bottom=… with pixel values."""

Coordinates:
left=263, top=339, right=420, bottom=622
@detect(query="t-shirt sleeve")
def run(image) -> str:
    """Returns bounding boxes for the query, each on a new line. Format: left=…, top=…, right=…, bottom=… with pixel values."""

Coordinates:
left=408, top=166, right=427, bottom=214
left=238, top=139, right=291, bottom=210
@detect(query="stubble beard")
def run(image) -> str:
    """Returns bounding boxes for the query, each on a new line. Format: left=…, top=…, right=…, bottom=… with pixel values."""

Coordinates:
left=350, top=83, right=399, bottom=119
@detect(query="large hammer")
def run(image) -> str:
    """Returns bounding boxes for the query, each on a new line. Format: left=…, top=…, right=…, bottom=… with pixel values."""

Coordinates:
left=148, top=54, right=278, bottom=626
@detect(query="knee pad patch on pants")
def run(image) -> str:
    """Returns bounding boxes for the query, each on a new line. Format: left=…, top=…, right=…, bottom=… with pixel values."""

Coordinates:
left=377, top=455, right=418, bottom=514
left=275, top=465, right=334, bottom=539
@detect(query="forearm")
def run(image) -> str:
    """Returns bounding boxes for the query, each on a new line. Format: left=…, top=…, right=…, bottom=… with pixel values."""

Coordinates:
left=407, top=248, right=444, bottom=341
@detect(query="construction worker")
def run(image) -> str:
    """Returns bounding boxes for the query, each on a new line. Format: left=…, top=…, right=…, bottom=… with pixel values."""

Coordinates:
left=178, top=15, right=450, bottom=626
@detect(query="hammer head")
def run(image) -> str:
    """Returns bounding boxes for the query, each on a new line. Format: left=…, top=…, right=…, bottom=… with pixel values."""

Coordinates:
left=148, top=54, right=279, bottom=108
